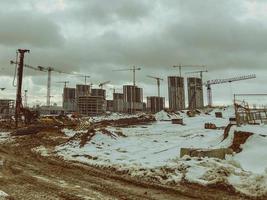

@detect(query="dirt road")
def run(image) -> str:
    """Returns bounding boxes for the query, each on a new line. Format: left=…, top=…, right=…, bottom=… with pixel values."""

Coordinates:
left=0, top=131, right=253, bottom=200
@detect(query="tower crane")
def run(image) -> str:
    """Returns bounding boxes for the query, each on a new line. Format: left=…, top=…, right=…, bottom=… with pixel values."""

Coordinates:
left=113, top=66, right=141, bottom=86
left=204, top=74, right=256, bottom=107
left=76, top=75, right=90, bottom=85
left=57, top=81, right=69, bottom=88
left=11, top=61, right=83, bottom=107
left=147, top=75, right=163, bottom=97
left=99, top=81, right=111, bottom=89
left=185, top=70, right=208, bottom=80
left=173, top=64, right=205, bottom=77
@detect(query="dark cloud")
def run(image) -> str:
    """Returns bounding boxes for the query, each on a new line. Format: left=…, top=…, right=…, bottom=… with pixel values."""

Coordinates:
left=0, top=11, right=64, bottom=47
left=0, top=0, right=267, bottom=106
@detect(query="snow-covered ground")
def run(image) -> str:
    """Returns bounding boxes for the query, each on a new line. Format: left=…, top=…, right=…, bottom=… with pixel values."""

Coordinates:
left=55, top=107, right=266, bottom=197
left=0, top=132, right=11, bottom=144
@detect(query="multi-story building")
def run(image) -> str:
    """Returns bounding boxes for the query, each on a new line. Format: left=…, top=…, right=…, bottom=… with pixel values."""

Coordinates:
left=168, top=76, right=185, bottom=110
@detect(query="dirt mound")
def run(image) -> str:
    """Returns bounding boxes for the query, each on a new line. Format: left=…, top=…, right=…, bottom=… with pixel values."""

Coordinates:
left=230, top=131, right=253, bottom=153
left=223, top=124, right=253, bottom=153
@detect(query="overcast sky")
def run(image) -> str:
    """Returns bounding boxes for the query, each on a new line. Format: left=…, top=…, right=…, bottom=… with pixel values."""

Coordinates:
left=0, top=0, right=266, bottom=107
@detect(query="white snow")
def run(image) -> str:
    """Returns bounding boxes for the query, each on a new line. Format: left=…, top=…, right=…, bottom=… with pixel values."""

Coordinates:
left=0, top=132, right=11, bottom=144
left=55, top=106, right=267, bottom=197
left=0, top=190, right=8, bottom=198
left=32, top=145, right=50, bottom=156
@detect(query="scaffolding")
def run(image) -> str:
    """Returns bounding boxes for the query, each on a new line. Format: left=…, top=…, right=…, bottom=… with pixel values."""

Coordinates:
left=234, top=94, right=267, bottom=126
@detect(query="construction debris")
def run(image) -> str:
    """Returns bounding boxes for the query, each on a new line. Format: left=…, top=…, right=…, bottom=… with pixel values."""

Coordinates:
left=215, top=112, right=223, bottom=118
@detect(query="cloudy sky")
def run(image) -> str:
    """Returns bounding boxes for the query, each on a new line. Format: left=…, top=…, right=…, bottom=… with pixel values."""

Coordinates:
left=0, top=0, right=267, bottom=107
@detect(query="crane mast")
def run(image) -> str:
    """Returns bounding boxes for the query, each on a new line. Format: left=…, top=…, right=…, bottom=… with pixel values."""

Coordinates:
left=173, top=64, right=204, bottom=77
left=147, top=75, right=163, bottom=97
left=113, top=66, right=141, bottom=86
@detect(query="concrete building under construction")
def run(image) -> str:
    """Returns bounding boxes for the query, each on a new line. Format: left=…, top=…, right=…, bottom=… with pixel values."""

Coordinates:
left=123, top=85, right=143, bottom=113
left=91, top=89, right=106, bottom=100
left=113, top=93, right=124, bottom=113
left=187, top=77, right=204, bottom=109
left=62, top=87, right=76, bottom=112
left=147, top=96, right=165, bottom=113
left=76, top=84, right=90, bottom=99
left=0, top=99, right=15, bottom=118
left=168, top=76, right=185, bottom=111
left=106, top=100, right=113, bottom=112
left=77, top=96, right=105, bottom=116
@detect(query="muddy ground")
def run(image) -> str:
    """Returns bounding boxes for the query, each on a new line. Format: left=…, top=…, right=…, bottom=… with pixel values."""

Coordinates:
left=0, top=130, right=257, bottom=200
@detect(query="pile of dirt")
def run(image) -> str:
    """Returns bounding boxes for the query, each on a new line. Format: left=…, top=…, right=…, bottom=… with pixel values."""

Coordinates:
left=11, top=125, right=60, bottom=136
left=223, top=124, right=253, bottom=153
left=94, top=114, right=156, bottom=127
left=229, top=131, right=253, bottom=153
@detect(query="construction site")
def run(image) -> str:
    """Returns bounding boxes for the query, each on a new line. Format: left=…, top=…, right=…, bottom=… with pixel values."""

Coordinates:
left=0, top=49, right=266, bottom=200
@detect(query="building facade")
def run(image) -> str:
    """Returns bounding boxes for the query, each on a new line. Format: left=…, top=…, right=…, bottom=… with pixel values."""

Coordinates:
left=123, top=85, right=143, bottom=113
left=187, top=77, right=204, bottom=109
left=147, top=96, right=165, bottom=113
left=63, top=87, right=76, bottom=112
left=168, top=76, right=185, bottom=110
left=113, top=93, right=124, bottom=113
left=77, top=96, right=105, bottom=116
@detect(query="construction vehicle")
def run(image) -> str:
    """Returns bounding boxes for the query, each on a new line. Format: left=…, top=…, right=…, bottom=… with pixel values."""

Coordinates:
left=147, top=75, right=163, bottom=97
left=113, top=66, right=141, bottom=86
left=204, top=74, right=256, bottom=107
left=12, top=49, right=39, bottom=126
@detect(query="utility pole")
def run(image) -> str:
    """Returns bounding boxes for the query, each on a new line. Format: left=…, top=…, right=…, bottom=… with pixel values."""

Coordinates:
left=15, top=49, right=30, bottom=127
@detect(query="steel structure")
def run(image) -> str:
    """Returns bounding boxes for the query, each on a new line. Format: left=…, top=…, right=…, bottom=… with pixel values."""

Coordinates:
left=185, top=70, right=208, bottom=80
left=99, top=81, right=111, bottom=89
left=204, top=74, right=256, bottom=107
left=147, top=75, right=163, bottom=97
left=57, top=81, right=69, bottom=88
left=173, top=64, right=204, bottom=77
left=10, top=61, right=84, bottom=107
left=14, top=49, right=30, bottom=127
left=113, top=66, right=141, bottom=86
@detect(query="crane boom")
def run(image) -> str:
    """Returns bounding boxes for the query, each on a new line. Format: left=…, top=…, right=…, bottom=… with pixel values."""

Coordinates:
left=173, top=64, right=205, bottom=77
left=205, top=74, right=256, bottom=86
left=99, top=81, right=111, bottom=89
left=186, top=70, right=208, bottom=80
left=113, top=66, right=141, bottom=86
left=11, top=61, right=85, bottom=107
left=205, top=74, right=256, bottom=107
